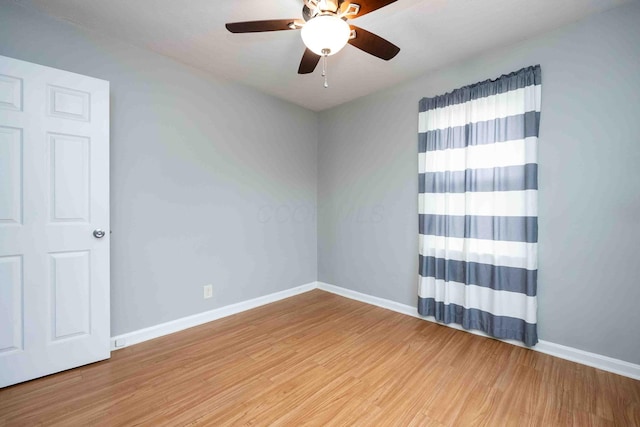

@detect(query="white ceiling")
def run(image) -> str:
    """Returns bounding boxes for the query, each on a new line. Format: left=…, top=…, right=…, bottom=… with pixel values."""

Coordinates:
left=15, top=0, right=630, bottom=111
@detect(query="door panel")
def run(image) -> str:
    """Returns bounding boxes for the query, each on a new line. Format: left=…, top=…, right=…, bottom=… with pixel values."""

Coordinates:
left=49, top=133, right=91, bottom=222
left=50, top=251, right=91, bottom=340
left=47, top=85, right=91, bottom=122
left=0, top=74, right=22, bottom=111
left=0, top=255, right=23, bottom=353
left=0, top=126, right=22, bottom=224
left=0, top=55, right=110, bottom=388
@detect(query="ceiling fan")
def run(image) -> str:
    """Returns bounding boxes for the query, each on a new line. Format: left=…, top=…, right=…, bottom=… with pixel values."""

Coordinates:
left=225, top=0, right=400, bottom=87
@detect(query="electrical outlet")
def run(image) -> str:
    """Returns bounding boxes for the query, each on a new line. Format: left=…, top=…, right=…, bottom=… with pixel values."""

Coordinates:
left=203, top=284, right=213, bottom=299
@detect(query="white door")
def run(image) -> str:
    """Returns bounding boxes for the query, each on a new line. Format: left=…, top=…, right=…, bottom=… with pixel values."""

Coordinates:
left=0, top=55, right=110, bottom=388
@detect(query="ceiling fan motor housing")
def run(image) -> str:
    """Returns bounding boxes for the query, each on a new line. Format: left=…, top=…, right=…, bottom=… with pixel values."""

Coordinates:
left=303, top=0, right=344, bottom=20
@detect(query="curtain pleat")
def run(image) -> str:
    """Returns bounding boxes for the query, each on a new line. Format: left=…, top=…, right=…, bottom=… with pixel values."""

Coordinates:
left=417, top=65, right=541, bottom=346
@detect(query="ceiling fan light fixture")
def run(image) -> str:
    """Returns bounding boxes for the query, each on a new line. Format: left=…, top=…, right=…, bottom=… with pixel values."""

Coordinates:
left=300, top=15, right=350, bottom=56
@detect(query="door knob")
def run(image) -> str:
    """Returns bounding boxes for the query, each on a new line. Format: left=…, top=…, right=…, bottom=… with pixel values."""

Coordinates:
left=93, top=229, right=106, bottom=238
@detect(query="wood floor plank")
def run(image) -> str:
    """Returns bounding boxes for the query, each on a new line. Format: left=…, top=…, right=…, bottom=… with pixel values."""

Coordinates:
left=1, top=289, right=638, bottom=426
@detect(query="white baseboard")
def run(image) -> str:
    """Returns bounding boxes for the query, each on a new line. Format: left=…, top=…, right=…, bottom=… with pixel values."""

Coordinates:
left=110, top=282, right=316, bottom=351
left=533, top=341, right=640, bottom=380
left=111, top=280, right=640, bottom=380
left=317, top=282, right=640, bottom=380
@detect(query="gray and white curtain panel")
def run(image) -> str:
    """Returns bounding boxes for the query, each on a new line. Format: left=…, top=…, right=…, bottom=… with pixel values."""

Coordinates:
left=417, top=65, right=541, bottom=346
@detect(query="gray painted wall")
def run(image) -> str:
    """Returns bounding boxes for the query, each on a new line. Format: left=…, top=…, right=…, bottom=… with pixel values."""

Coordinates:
left=318, top=2, right=640, bottom=364
left=0, top=1, right=318, bottom=336
left=1, top=0, right=638, bottom=365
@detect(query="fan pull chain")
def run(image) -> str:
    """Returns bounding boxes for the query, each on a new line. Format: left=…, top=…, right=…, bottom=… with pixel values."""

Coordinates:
left=321, top=49, right=329, bottom=88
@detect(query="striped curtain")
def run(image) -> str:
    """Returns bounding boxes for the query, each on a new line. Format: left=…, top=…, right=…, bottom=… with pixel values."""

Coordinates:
left=417, top=66, right=541, bottom=346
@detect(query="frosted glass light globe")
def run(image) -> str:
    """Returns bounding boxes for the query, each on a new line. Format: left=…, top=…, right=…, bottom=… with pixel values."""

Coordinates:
left=301, top=15, right=350, bottom=56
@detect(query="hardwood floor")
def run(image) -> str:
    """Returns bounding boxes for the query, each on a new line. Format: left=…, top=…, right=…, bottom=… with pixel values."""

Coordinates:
left=1, top=290, right=639, bottom=426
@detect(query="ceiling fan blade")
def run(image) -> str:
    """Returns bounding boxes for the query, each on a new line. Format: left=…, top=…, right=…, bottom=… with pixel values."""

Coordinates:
left=298, top=49, right=322, bottom=74
left=341, top=0, right=397, bottom=18
left=225, top=19, right=299, bottom=33
left=348, top=25, right=400, bottom=60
